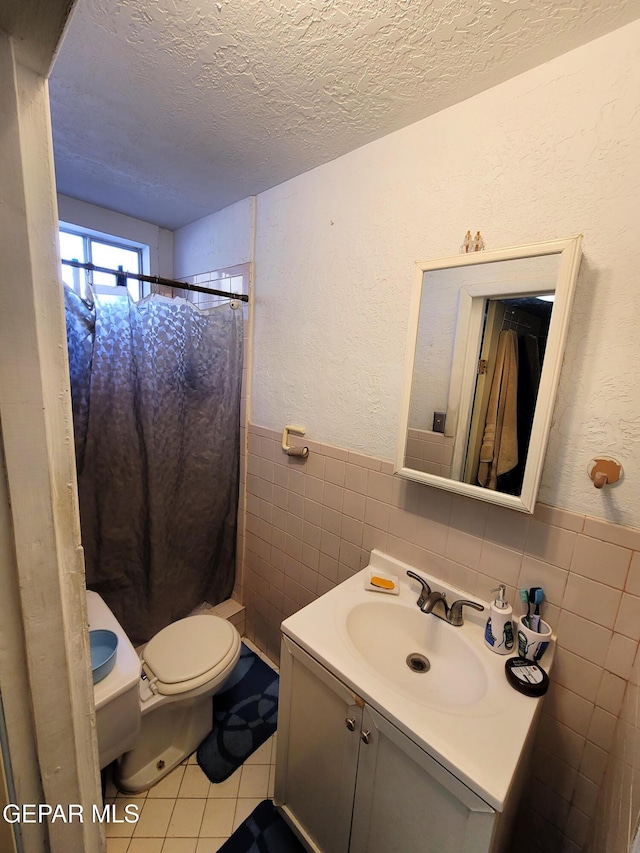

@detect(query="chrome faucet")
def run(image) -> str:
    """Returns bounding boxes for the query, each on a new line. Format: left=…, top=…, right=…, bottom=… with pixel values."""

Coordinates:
left=447, top=598, right=485, bottom=627
left=406, top=571, right=431, bottom=607
left=421, top=590, right=450, bottom=621
left=406, top=571, right=485, bottom=626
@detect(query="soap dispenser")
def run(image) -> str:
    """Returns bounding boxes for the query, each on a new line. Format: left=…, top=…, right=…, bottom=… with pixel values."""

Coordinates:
left=484, top=584, right=514, bottom=655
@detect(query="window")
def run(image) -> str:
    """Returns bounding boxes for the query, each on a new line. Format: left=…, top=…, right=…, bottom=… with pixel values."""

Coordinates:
left=59, top=228, right=144, bottom=301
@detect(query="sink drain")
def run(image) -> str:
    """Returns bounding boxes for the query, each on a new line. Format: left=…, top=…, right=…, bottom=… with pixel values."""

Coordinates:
left=406, top=653, right=430, bottom=673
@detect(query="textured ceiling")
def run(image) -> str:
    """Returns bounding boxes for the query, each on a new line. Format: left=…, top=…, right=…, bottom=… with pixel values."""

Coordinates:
left=49, top=0, right=640, bottom=230
left=1, top=0, right=75, bottom=75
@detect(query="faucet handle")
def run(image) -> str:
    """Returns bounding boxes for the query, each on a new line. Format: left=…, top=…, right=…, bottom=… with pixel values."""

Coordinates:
left=406, top=571, right=432, bottom=608
left=449, top=599, right=485, bottom=627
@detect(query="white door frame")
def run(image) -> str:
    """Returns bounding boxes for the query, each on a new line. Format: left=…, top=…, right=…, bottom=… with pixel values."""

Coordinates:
left=0, top=32, right=103, bottom=853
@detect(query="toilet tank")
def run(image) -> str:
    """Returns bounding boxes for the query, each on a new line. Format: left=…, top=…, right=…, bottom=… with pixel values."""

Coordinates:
left=86, top=591, right=141, bottom=768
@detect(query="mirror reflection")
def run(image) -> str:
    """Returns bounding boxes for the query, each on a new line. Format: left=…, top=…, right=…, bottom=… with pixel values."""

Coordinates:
left=465, top=294, right=552, bottom=493
left=408, top=289, right=554, bottom=494
left=396, top=238, right=582, bottom=513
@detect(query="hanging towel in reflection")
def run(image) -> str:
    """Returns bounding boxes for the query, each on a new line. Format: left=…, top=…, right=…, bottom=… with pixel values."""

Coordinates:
left=498, top=334, right=541, bottom=495
left=477, top=330, right=519, bottom=490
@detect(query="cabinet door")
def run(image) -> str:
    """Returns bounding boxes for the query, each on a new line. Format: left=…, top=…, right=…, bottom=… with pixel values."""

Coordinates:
left=350, top=705, right=496, bottom=853
left=275, top=637, right=363, bottom=853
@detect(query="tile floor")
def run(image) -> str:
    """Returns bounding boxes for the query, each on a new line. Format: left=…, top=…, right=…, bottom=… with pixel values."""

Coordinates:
left=104, top=641, right=278, bottom=853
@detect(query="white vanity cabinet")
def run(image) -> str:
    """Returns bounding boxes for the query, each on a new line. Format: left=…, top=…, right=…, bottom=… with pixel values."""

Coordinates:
left=275, top=635, right=497, bottom=853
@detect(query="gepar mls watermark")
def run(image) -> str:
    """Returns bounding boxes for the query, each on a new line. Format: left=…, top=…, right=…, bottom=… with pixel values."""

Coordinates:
left=3, top=803, right=140, bottom=824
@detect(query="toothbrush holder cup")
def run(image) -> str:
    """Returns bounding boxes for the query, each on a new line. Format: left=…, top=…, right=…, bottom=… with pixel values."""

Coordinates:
left=516, top=617, right=552, bottom=663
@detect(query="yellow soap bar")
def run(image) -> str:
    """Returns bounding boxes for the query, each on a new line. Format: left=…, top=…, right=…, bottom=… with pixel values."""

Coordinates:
left=370, top=576, right=395, bottom=590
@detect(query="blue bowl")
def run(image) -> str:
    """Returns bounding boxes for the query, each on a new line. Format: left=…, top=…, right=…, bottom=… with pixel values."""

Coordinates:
left=90, top=629, right=118, bottom=684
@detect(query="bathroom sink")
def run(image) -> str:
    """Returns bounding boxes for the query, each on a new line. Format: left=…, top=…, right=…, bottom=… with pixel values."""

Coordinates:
left=281, top=550, right=554, bottom=811
left=345, top=599, right=489, bottom=709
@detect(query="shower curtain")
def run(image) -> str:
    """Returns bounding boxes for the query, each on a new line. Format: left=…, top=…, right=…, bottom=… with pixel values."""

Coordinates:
left=65, top=287, right=243, bottom=645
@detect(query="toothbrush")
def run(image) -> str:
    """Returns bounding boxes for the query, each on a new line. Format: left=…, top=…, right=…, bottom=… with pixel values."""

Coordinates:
left=529, top=587, right=544, bottom=631
left=519, top=589, right=530, bottom=627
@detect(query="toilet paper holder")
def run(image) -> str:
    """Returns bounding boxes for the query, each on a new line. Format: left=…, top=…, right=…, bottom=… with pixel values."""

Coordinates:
left=282, top=425, right=309, bottom=458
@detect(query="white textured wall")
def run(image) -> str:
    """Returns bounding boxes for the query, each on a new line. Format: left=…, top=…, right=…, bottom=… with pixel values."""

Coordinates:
left=173, top=197, right=254, bottom=278
left=252, top=21, right=640, bottom=528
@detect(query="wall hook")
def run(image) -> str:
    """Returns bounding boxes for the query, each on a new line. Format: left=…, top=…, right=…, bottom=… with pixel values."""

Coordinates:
left=587, top=457, right=623, bottom=489
left=282, top=425, right=309, bottom=458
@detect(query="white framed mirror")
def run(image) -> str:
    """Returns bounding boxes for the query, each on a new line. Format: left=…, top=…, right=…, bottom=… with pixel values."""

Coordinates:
left=395, top=236, right=583, bottom=513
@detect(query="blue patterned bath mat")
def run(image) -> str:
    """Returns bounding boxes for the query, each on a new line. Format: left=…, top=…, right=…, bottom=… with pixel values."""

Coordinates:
left=218, top=800, right=305, bottom=853
left=197, top=643, right=279, bottom=783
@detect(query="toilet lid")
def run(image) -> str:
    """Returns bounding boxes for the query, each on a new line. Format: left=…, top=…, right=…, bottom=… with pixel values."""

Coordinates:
left=143, top=615, right=237, bottom=686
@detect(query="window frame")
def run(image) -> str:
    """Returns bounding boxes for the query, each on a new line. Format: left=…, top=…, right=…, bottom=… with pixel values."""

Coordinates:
left=59, top=225, right=146, bottom=301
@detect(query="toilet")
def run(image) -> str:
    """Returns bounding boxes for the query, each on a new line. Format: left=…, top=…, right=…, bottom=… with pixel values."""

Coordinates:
left=86, top=590, right=241, bottom=793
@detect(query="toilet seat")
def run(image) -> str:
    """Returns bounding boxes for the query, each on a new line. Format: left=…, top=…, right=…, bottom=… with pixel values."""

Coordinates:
left=142, top=615, right=240, bottom=697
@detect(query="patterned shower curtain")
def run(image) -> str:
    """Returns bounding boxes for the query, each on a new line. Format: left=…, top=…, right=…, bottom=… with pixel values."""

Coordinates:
left=65, top=287, right=243, bottom=645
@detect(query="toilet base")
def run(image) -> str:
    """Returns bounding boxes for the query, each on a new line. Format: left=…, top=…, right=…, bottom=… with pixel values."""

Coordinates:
left=115, top=695, right=212, bottom=793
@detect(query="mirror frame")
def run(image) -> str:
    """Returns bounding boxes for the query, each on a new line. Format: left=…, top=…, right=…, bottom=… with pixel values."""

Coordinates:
left=395, top=236, right=583, bottom=513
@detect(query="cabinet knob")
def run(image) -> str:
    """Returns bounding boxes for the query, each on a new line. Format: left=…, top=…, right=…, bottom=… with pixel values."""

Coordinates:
left=360, top=730, right=372, bottom=745
left=345, top=717, right=357, bottom=731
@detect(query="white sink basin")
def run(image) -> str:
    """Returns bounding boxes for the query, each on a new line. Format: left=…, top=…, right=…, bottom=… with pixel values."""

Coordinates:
left=345, top=599, right=489, bottom=709
left=281, top=550, right=554, bottom=810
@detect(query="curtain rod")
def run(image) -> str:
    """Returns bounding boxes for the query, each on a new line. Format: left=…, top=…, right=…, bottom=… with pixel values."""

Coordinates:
left=61, top=259, right=249, bottom=303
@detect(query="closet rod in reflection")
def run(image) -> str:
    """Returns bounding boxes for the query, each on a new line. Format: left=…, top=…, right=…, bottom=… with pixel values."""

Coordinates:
left=61, top=259, right=249, bottom=302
